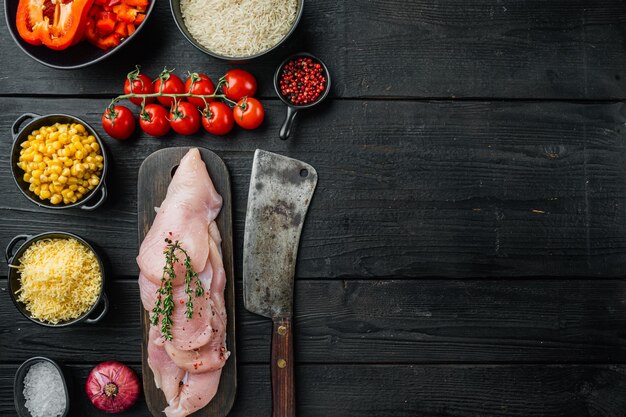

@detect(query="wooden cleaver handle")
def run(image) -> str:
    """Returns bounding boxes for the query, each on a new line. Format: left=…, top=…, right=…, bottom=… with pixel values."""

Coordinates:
left=271, top=316, right=295, bottom=417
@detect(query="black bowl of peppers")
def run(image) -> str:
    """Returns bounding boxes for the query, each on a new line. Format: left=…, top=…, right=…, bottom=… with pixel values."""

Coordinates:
left=274, top=52, right=331, bottom=140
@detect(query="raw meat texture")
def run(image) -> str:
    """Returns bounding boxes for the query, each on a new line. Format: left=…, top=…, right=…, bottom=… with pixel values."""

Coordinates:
left=137, top=148, right=222, bottom=285
left=147, top=326, right=186, bottom=405
left=139, top=258, right=214, bottom=351
left=164, top=338, right=228, bottom=374
left=138, top=272, right=159, bottom=312
left=209, top=221, right=222, bottom=247
left=138, top=149, right=229, bottom=417
left=163, top=370, right=223, bottom=417
left=163, top=236, right=229, bottom=374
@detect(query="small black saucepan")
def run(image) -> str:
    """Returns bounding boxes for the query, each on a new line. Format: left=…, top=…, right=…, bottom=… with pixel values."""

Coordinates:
left=6, top=231, right=109, bottom=327
left=11, top=113, right=108, bottom=211
left=274, top=52, right=331, bottom=140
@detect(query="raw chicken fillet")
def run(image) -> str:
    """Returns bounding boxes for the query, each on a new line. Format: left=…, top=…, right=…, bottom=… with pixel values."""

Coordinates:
left=137, top=148, right=229, bottom=417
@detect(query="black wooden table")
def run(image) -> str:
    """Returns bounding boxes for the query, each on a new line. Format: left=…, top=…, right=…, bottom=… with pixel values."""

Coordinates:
left=2, top=1, right=626, bottom=416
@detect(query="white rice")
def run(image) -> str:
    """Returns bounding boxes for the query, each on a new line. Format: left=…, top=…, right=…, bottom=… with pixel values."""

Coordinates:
left=180, top=0, right=298, bottom=57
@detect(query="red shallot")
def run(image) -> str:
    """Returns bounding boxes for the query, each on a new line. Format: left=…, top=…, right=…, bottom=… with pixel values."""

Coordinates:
left=85, top=361, right=141, bottom=413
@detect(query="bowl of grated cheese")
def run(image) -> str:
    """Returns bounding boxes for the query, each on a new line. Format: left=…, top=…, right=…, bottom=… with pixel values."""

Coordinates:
left=6, top=232, right=108, bottom=327
left=170, top=0, right=304, bottom=61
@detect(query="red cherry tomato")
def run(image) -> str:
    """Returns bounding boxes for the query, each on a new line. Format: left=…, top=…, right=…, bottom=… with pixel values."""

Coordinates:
left=154, top=70, right=185, bottom=107
left=202, top=102, right=234, bottom=136
left=169, top=101, right=201, bottom=135
left=222, top=69, right=257, bottom=101
left=233, top=97, right=264, bottom=130
left=139, top=104, right=171, bottom=137
left=124, top=68, right=155, bottom=106
left=102, top=105, right=135, bottom=140
left=185, top=73, right=215, bottom=109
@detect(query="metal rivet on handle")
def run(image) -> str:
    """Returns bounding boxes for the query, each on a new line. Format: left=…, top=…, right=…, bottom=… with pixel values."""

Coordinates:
left=277, top=325, right=287, bottom=336
left=277, top=359, right=287, bottom=368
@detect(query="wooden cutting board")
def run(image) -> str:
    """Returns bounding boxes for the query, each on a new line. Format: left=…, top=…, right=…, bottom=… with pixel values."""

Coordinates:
left=138, top=147, right=237, bottom=417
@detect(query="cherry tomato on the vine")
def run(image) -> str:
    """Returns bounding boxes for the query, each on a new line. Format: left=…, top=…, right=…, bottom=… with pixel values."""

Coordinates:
left=233, top=97, right=264, bottom=130
left=102, top=105, right=135, bottom=140
left=139, top=104, right=171, bottom=137
left=124, top=67, right=154, bottom=106
left=154, top=70, right=185, bottom=107
left=222, top=69, right=257, bottom=101
left=202, top=102, right=234, bottom=136
left=169, top=101, right=201, bottom=135
left=186, top=73, right=215, bottom=109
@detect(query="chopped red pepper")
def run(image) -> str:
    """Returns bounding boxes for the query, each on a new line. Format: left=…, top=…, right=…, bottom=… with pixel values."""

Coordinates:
left=114, top=21, right=128, bottom=37
left=84, top=0, right=148, bottom=49
left=95, top=11, right=117, bottom=36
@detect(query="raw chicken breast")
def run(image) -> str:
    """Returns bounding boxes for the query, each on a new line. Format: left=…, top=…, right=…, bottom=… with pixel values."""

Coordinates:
left=163, top=370, right=223, bottom=417
left=147, top=326, right=185, bottom=405
left=138, top=149, right=229, bottom=417
left=140, top=256, right=214, bottom=351
left=164, top=338, right=228, bottom=374
left=137, top=148, right=222, bottom=285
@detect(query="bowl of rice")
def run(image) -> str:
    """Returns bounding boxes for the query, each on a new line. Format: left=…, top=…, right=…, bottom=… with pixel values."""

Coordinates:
left=170, top=0, right=303, bottom=61
left=6, top=231, right=108, bottom=327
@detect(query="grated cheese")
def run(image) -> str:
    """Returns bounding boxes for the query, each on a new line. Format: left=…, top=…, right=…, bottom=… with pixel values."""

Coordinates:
left=180, top=0, right=298, bottom=58
left=13, top=238, right=102, bottom=324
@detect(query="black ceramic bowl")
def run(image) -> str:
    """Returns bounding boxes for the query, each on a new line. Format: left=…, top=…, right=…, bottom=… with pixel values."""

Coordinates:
left=13, top=356, right=72, bottom=417
left=11, top=113, right=108, bottom=211
left=14, top=357, right=71, bottom=417
left=4, top=0, right=155, bottom=70
left=6, top=231, right=109, bottom=327
left=170, top=0, right=304, bottom=62
left=274, top=52, right=331, bottom=140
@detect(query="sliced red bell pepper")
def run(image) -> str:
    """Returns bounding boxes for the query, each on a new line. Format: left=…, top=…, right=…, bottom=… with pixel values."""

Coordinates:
left=112, top=4, right=138, bottom=24
left=114, top=21, right=128, bottom=37
left=85, top=18, right=121, bottom=49
left=95, top=11, right=117, bottom=36
left=124, top=0, right=148, bottom=9
left=16, top=0, right=94, bottom=50
left=126, top=23, right=136, bottom=36
left=134, top=13, right=145, bottom=25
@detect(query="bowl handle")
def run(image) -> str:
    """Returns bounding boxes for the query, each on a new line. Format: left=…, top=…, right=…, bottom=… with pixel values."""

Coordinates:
left=12, top=113, right=40, bottom=141
left=80, top=182, right=107, bottom=211
left=85, top=293, right=109, bottom=324
left=5, top=234, right=31, bottom=263
left=279, top=106, right=299, bottom=140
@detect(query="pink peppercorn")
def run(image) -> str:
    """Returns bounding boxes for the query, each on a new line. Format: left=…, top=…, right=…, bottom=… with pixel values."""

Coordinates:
left=279, top=57, right=327, bottom=105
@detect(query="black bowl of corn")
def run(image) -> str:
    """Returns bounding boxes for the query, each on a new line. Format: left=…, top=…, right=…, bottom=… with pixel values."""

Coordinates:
left=10, top=113, right=108, bottom=210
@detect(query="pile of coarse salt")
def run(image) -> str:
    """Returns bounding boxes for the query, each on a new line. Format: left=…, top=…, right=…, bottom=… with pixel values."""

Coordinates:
left=23, top=361, right=67, bottom=417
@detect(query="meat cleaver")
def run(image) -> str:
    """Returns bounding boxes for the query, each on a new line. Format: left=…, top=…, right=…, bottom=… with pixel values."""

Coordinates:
left=243, top=149, right=318, bottom=417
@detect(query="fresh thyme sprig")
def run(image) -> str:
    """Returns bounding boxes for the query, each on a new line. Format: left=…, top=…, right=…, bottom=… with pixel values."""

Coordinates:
left=150, top=238, right=204, bottom=341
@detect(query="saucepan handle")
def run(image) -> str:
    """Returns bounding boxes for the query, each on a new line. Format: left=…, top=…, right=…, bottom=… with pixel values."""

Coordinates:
left=84, top=293, right=109, bottom=324
left=12, top=113, right=40, bottom=142
left=271, top=316, right=295, bottom=417
left=5, top=234, right=31, bottom=264
left=279, top=106, right=298, bottom=141
left=80, top=182, right=107, bottom=211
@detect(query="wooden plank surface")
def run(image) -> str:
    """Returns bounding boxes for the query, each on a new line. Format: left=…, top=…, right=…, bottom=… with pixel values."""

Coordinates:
left=2, top=1, right=626, bottom=99
left=2, top=98, right=626, bottom=279
left=2, top=364, right=626, bottom=417
left=2, top=278, right=626, bottom=365
left=137, top=148, right=236, bottom=416
left=2, top=0, right=626, bottom=416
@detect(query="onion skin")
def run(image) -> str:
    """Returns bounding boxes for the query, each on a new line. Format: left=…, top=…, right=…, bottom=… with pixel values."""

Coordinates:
left=86, top=361, right=141, bottom=413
